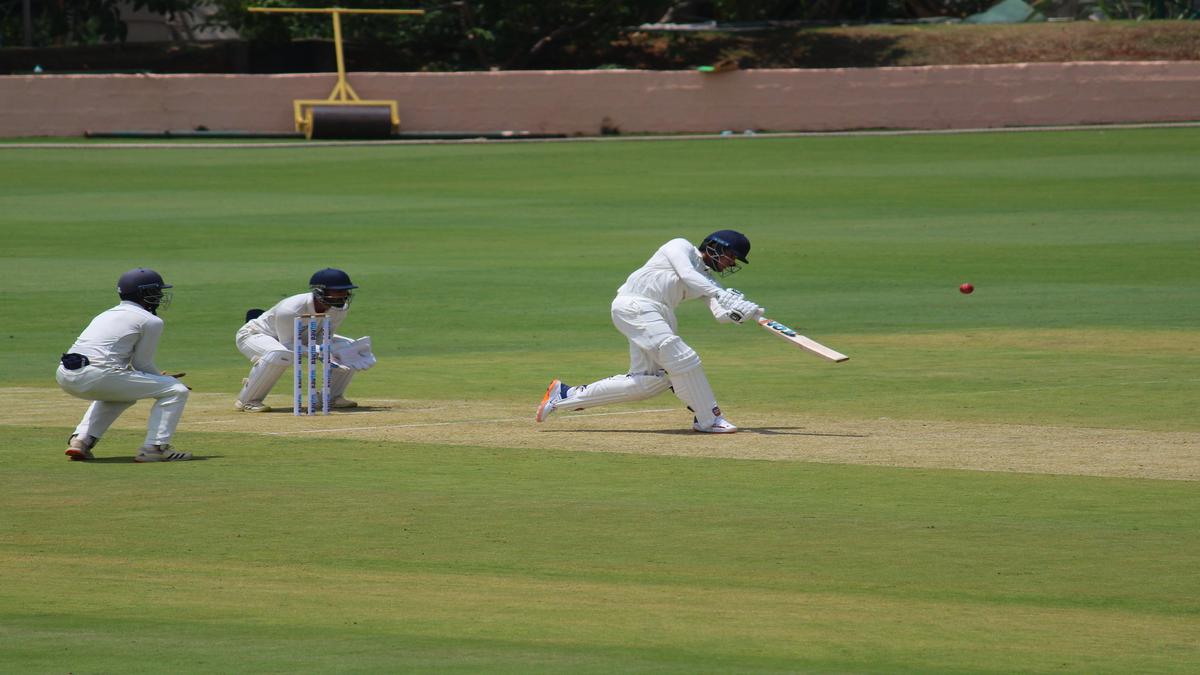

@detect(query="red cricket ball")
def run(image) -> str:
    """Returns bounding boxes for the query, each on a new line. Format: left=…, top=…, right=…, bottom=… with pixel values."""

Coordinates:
left=959, top=283, right=974, bottom=294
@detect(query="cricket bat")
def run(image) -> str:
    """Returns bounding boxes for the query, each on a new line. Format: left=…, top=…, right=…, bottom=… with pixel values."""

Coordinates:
left=757, top=317, right=849, bottom=363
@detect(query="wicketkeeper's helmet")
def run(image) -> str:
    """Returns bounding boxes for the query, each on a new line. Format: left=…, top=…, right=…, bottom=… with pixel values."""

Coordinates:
left=117, top=268, right=173, bottom=312
left=309, top=268, right=358, bottom=308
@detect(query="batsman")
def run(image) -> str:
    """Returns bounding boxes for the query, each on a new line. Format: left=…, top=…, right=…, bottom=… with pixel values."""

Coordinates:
left=536, top=230, right=765, bottom=433
left=234, top=268, right=377, bottom=412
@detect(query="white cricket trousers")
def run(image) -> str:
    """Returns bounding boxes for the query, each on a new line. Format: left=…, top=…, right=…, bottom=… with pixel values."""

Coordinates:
left=56, top=365, right=189, bottom=446
left=561, top=295, right=722, bottom=426
left=611, top=296, right=681, bottom=374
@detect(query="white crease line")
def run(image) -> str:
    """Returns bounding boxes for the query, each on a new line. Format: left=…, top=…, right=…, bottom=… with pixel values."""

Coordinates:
left=181, top=417, right=270, bottom=426
left=184, top=410, right=395, bottom=426
left=261, top=408, right=678, bottom=436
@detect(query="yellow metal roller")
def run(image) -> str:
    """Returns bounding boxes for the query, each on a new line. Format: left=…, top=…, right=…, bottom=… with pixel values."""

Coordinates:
left=248, top=6, right=424, bottom=139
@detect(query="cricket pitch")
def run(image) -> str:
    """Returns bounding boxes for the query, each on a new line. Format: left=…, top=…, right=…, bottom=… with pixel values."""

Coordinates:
left=4, top=387, right=1196, bottom=481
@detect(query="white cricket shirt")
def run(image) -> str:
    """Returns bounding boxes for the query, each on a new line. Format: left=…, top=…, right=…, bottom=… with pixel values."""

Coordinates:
left=616, top=238, right=724, bottom=309
left=67, top=301, right=163, bottom=373
left=242, top=293, right=349, bottom=348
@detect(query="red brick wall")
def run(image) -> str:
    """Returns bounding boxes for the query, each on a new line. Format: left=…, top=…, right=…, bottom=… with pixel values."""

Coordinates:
left=1, top=62, right=1197, bottom=137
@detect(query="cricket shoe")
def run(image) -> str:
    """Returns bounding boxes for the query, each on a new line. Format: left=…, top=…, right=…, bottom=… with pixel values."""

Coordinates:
left=235, top=399, right=272, bottom=413
left=693, top=416, right=738, bottom=434
left=135, top=444, right=193, bottom=463
left=65, top=434, right=95, bottom=461
left=312, top=394, right=358, bottom=409
left=536, top=379, right=570, bottom=422
left=328, top=395, right=358, bottom=409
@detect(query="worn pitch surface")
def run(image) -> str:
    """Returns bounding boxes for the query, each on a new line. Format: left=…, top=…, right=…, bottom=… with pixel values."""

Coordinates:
left=6, top=389, right=1194, bottom=481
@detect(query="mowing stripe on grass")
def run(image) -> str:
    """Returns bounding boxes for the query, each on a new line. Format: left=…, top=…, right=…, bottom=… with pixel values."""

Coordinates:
left=4, top=121, right=1200, bottom=150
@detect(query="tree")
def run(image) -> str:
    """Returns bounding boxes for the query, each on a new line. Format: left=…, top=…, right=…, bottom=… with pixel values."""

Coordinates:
left=0, top=0, right=203, bottom=47
left=209, top=0, right=670, bottom=70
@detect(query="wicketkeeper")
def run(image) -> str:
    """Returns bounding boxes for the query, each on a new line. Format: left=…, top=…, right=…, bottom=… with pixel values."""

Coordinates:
left=234, top=268, right=377, bottom=412
left=56, top=268, right=192, bottom=462
left=536, top=230, right=765, bottom=433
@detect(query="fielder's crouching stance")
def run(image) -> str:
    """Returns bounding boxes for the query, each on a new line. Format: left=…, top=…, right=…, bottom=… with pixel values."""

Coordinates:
left=56, top=268, right=192, bottom=462
left=537, top=230, right=765, bottom=433
left=234, top=268, right=377, bottom=412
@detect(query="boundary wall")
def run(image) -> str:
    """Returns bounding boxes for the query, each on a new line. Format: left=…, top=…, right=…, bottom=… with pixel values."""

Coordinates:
left=1, top=61, right=1198, bottom=137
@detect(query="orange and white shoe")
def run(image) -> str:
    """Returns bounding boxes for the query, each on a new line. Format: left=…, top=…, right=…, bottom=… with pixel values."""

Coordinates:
left=65, top=434, right=95, bottom=461
left=536, top=379, right=568, bottom=423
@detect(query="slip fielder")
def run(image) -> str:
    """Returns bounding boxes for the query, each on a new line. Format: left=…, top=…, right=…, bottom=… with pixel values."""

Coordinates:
left=56, top=268, right=192, bottom=462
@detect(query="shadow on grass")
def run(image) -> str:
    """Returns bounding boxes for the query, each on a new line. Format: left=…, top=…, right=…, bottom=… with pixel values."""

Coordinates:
left=75, top=455, right=222, bottom=464
left=256, top=405, right=392, bottom=414
left=748, top=427, right=868, bottom=438
left=544, top=427, right=867, bottom=438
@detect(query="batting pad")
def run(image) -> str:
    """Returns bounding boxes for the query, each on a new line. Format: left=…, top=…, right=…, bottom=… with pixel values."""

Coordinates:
left=666, top=367, right=721, bottom=427
left=238, top=350, right=291, bottom=403
left=657, top=337, right=719, bottom=426
left=656, top=335, right=702, bottom=373
left=329, top=366, right=355, bottom=398
left=563, top=373, right=672, bottom=410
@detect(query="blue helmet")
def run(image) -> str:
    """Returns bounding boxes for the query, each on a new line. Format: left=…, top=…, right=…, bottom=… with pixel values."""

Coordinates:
left=700, top=230, right=750, bottom=277
left=309, top=268, right=358, bottom=308
left=117, top=268, right=172, bottom=312
left=702, top=230, right=751, bottom=263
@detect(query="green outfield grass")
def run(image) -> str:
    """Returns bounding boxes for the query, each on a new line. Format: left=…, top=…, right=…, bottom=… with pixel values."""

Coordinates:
left=2, top=130, right=1198, bottom=672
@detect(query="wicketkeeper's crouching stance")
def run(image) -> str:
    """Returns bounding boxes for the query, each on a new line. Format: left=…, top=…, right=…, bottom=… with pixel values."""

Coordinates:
left=56, top=268, right=192, bottom=462
left=536, top=230, right=765, bottom=433
left=234, top=268, right=377, bottom=412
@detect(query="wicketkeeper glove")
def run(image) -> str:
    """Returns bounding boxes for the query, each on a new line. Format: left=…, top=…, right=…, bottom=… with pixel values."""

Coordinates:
left=330, top=336, right=377, bottom=371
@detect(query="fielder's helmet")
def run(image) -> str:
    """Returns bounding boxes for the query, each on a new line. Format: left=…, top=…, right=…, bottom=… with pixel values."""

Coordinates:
left=309, top=268, right=358, bottom=308
left=117, top=268, right=172, bottom=311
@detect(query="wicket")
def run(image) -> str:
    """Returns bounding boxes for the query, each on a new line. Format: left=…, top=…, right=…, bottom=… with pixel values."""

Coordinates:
left=294, top=313, right=332, bottom=415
